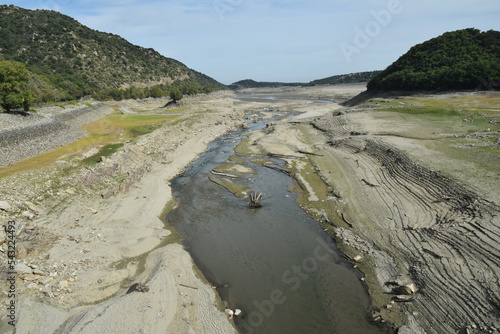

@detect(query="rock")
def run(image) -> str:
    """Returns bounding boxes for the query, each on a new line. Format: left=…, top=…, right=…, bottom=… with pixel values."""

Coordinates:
left=392, top=295, right=414, bottom=302
left=136, top=283, right=149, bottom=292
left=40, top=277, right=53, bottom=285
left=393, top=284, right=416, bottom=295
left=353, top=255, right=363, bottom=262
left=0, top=200, right=12, bottom=211
left=16, top=245, right=28, bottom=259
left=87, top=208, right=98, bottom=214
left=224, top=309, right=234, bottom=319
left=406, top=283, right=416, bottom=293
left=27, top=283, right=38, bottom=290
left=25, top=201, right=42, bottom=214
left=23, top=275, right=41, bottom=281
left=58, top=281, right=69, bottom=289
left=393, top=285, right=413, bottom=295
left=14, top=263, right=32, bottom=275
left=33, top=269, right=44, bottom=276
left=65, top=189, right=75, bottom=195
left=22, top=210, right=36, bottom=220
left=0, top=230, right=5, bottom=245
left=234, top=309, right=242, bottom=316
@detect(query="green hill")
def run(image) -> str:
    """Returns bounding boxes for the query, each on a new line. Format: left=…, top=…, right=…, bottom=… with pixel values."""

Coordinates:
left=229, top=79, right=302, bottom=89
left=306, top=71, right=381, bottom=86
left=0, top=5, right=226, bottom=102
left=367, top=28, right=500, bottom=91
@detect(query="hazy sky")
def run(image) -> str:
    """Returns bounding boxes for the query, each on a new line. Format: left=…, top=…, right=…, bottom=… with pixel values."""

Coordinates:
left=7, top=0, right=500, bottom=84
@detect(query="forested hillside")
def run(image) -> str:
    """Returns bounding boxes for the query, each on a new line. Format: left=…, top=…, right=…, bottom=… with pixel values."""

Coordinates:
left=0, top=5, right=226, bottom=103
left=307, top=71, right=381, bottom=86
left=229, top=79, right=302, bottom=89
left=367, top=28, right=500, bottom=91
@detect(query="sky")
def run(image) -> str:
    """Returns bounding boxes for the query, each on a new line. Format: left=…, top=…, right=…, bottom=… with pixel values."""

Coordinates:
left=6, top=0, right=500, bottom=84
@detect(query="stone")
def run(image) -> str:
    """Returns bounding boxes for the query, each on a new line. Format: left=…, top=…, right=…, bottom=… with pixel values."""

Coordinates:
left=22, top=211, right=35, bottom=220
left=224, top=309, right=234, bottom=319
left=41, top=277, right=53, bottom=285
left=0, top=230, right=6, bottom=245
left=392, top=295, right=414, bottom=302
left=234, top=309, right=242, bottom=316
left=23, top=275, right=41, bottom=281
left=0, top=200, right=12, bottom=211
left=353, top=255, right=363, bottom=262
left=25, top=201, right=42, bottom=214
left=27, top=283, right=38, bottom=290
left=58, top=281, right=69, bottom=289
left=406, top=283, right=416, bottom=294
left=393, top=284, right=416, bottom=295
left=65, top=189, right=75, bottom=195
left=14, top=263, right=32, bottom=275
left=16, top=245, right=28, bottom=259
left=33, top=269, right=44, bottom=276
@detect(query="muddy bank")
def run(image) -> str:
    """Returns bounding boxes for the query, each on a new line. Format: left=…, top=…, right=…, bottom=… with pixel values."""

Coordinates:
left=232, top=86, right=500, bottom=333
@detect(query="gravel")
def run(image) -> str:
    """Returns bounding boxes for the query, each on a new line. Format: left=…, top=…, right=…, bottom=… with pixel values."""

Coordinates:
left=0, top=102, right=113, bottom=166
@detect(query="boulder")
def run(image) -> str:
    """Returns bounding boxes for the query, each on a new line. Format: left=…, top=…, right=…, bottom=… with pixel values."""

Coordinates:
left=14, top=263, right=32, bottom=275
left=0, top=200, right=12, bottom=212
left=224, top=309, right=234, bottom=319
left=25, top=201, right=42, bottom=214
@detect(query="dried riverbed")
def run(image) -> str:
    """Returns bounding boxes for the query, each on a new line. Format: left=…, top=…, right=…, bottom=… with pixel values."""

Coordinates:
left=232, top=86, right=500, bottom=334
left=0, top=85, right=499, bottom=334
left=166, top=109, right=385, bottom=333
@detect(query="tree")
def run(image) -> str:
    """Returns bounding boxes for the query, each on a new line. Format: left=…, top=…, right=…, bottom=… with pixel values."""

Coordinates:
left=149, top=85, right=164, bottom=98
left=169, top=88, right=183, bottom=102
left=0, top=60, right=34, bottom=111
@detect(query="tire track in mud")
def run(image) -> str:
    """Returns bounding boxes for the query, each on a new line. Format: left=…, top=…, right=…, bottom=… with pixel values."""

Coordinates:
left=306, top=113, right=500, bottom=333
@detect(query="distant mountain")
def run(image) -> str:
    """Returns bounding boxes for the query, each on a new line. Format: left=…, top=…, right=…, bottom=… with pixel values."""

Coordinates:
left=229, top=71, right=380, bottom=90
left=367, top=28, right=500, bottom=91
left=0, top=5, right=226, bottom=102
left=306, top=71, right=381, bottom=86
left=229, top=79, right=302, bottom=90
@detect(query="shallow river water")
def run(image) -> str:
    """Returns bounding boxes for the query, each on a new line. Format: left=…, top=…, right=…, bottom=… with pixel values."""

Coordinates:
left=166, top=108, right=385, bottom=334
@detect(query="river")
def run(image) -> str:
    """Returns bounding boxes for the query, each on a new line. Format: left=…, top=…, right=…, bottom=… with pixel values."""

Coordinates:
left=166, top=102, right=385, bottom=333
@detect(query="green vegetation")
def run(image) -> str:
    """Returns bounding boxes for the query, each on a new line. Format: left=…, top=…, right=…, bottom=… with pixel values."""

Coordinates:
left=368, top=28, right=500, bottom=91
left=366, top=94, right=500, bottom=179
left=169, top=87, right=183, bottom=102
left=230, top=71, right=381, bottom=89
left=208, top=176, right=252, bottom=198
left=229, top=79, right=302, bottom=89
left=81, top=143, right=124, bottom=165
left=0, top=112, right=179, bottom=178
left=306, top=71, right=381, bottom=86
left=0, top=5, right=226, bottom=104
left=0, top=60, right=34, bottom=111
